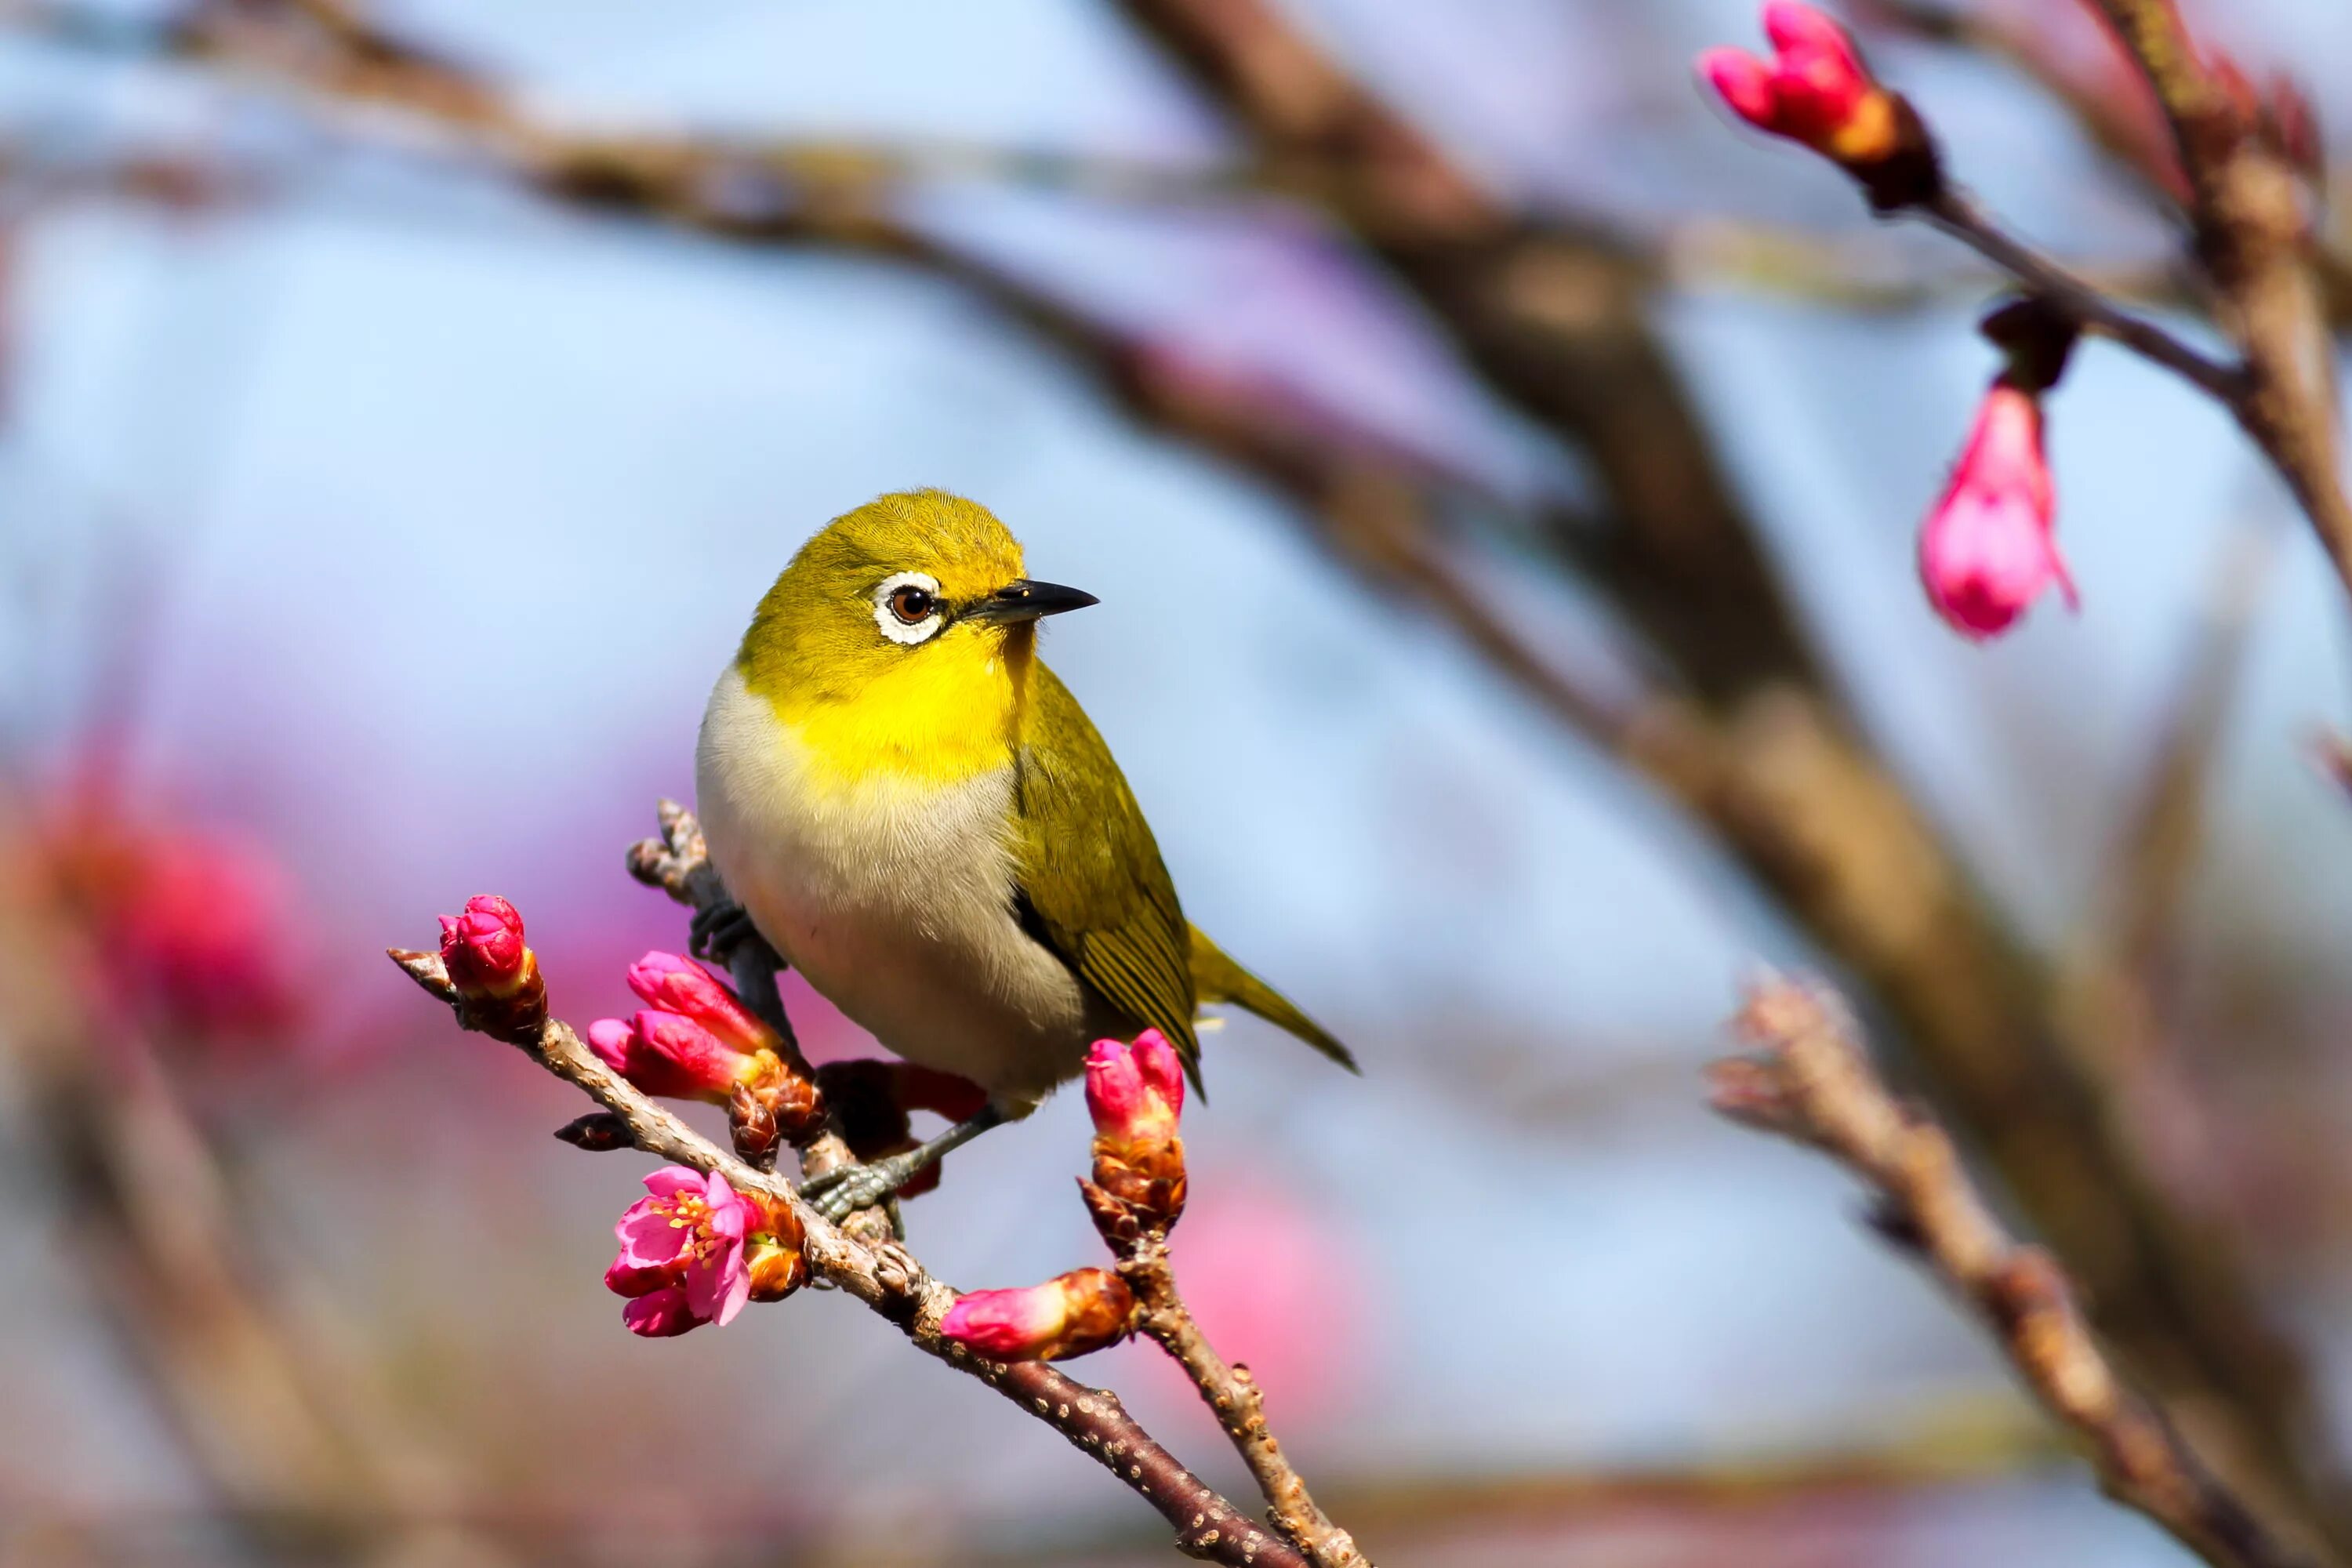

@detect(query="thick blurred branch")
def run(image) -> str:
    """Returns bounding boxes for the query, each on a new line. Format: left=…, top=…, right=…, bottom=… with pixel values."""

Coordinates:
left=1102, top=0, right=2346, bottom=1552
left=2063, top=510, right=2279, bottom=1077
left=0, top=816, right=492, bottom=1563
left=1858, top=0, right=2352, bottom=329
left=2074, top=0, right=2352, bottom=604
left=1713, top=980, right=2319, bottom=1568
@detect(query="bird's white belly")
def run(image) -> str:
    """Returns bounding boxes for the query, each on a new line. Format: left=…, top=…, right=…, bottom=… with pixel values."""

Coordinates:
left=695, top=666, right=1094, bottom=1113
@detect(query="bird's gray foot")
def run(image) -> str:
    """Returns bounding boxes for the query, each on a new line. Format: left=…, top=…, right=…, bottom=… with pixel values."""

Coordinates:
left=796, top=1105, right=1007, bottom=1225
left=689, top=900, right=760, bottom=964
left=800, top=1152, right=930, bottom=1225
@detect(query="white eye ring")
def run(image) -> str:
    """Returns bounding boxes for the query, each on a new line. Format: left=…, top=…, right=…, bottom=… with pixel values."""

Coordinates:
left=873, top=571, right=946, bottom=646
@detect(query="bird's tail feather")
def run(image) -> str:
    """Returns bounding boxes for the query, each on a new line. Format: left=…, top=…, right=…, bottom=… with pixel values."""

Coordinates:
left=1188, top=926, right=1359, bottom=1073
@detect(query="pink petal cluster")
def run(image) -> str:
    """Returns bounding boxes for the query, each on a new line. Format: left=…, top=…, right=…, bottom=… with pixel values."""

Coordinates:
left=439, top=895, right=528, bottom=994
left=938, top=1267, right=1136, bottom=1362
left=586, top=1009, right=758, bottom=1102
left=604, top=1166, right=756, bottom=1337
left=1084, top=1029, right=1185, bottom=1152
left=1698, top=3, right=1894, bottom=162
left=626, top=950, right=777, bottom=1054
left=1918, top=383, right=2076, bottom=640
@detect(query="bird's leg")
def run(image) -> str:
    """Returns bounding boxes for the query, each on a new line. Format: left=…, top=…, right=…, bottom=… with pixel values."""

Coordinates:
left=688, top=900, right=761, bottom=964
left=799, top=1105, right=1008, bottom=1225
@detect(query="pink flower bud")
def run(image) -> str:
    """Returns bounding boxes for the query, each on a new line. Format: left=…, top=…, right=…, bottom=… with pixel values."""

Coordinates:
left=1918, top=384, right=2076, bottom=640
left=938, top=1268, right=1137, bottom=1362
left=439, top=895, right=528, bottom=994
left=1084, top=1029, right=1184, bottom=1149
left=625, top=951, right=777, bottom=1055
left=1699, top=3, right=1900, bottom=165
left=587, top=1010, right=758, bottom=1102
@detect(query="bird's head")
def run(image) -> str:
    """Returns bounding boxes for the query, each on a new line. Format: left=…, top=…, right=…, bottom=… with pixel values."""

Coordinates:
left=737, top=489, right=1096, bottom=713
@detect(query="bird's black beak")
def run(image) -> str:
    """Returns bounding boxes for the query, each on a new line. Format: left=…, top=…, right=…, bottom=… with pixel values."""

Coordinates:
left=967, top=579, right=1099, bottom=624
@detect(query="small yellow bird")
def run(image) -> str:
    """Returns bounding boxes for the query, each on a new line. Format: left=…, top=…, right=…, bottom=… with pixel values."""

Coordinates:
left=697, top=489, right=1354, bottom=1218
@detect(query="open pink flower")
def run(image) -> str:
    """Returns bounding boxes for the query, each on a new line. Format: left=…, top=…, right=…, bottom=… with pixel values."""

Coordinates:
left=605, top=1166, right=755, bottom=1335
left=1918, top=383, right=2075, bottom=640
left=1085, top=1029, right=1184, bottom=1152
left=1699, top=3, right=1897, bottom=163
left=626, top=951, right=777, bottom=1056
left=587, top=1009, right=758, bottom=1102
left=938, top=1268, right=1136, bottom=1362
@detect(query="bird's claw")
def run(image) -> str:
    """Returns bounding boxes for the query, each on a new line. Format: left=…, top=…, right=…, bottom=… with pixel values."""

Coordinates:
left=689, top=901, right=759, bottom=964
left=799, top=1156, right=919, bottom=1225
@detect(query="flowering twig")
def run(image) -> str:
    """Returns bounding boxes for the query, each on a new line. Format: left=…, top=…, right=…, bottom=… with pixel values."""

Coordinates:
left=1061, top=1034, right=1365, bottom=1566
left=1711, top=980, right=2319, bottom=1568
left=1123, top=1236, right=1363, bottom=1568
left=387, top=808, right=1319, bottom=1568
left=1918, top=187, right=2242, bottom=401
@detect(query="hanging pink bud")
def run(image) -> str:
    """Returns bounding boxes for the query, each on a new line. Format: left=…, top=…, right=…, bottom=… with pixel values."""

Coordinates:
left=1918, top=383, right=2076, bottom=640
left=431, top=894, right=544, bottom=1040
left=938, top=1268, right=1138, bottom=1362
left=625, top=951, right=778, bottom=1056
left=587, top=1009, right=761, bottom=1102
left=1698, top=4, right=1939, bottom=205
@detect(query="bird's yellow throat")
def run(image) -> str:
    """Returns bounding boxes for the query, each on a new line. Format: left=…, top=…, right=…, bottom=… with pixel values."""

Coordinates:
left=742, top=625, right=1033, bottom=792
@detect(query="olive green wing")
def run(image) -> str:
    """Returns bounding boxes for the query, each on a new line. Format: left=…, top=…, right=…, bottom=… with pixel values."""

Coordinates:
left=1189, top=925, right=1357, bottom=1072
left=1011, top=664, right=1202, bottom=1087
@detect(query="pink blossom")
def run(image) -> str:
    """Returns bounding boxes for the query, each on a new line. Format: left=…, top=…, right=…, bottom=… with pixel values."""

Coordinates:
left=1084, top=1029, right=1185, bottom=1151
left=938, top=1268, right=1135, bottom=1362
left=604, top=1166, right=755, bottom=1335
left=586, top=1009, right=757, bottom=1102
left=619, top=1288, right=699, bottom=1339
left=625, top=951, right=776, bottom=1055
left=103, top=830, right=303, bottom=1043
left=1699, top=3, right=1896, bottom=163
left=439, top=895, right=528, bottom=994
left=1918, top=383, right=2076, bottom=640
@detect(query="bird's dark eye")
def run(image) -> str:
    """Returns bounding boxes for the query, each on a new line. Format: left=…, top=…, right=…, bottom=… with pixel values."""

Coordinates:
left=889, top=584, right=936, bottom=624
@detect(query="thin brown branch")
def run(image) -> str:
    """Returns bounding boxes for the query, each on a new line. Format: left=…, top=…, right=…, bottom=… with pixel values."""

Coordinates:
left=389, top=807, right=1319, bottom=1568
left=1120, top=1232, right=1366, bottom=1568
left=1919, top=186, right=2242, bottom=400
left=1712, top=980, right=2321, bottom=1568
